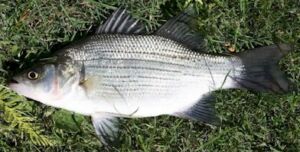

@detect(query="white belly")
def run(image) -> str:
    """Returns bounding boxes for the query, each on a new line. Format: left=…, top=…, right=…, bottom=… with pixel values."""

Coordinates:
left=44, top=73, right=237, bottom=117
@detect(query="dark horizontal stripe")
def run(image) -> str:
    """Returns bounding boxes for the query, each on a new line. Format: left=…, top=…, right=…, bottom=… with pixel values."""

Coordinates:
left=84, top=48, right=192, bottom=59
left=82, top=58, right=225, bottom=78
left=78, top=51, right=208, bottom=66
left=100, top=90, right=174, bottom=94
left=101, top=83, right=180, bottom=88
left=87, top=64, right=182, bottom=74
left=101, top=75, right=179, bottom=81
left=78, top=56, right=198, bottom=70
left=87, top=65, right=210, bottom=78
left=74, top=34, right=230, bottom=66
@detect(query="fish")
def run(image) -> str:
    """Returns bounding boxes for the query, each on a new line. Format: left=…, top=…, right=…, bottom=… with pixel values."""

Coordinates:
left=8, top=7, right=293, bottom=146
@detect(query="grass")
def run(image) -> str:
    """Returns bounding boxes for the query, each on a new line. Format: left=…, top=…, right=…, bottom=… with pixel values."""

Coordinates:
left=0, top=0, right=299, bottom=151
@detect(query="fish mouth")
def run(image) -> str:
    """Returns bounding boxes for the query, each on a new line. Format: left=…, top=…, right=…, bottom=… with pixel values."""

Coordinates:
left=10, top=79, right=19, bottom=84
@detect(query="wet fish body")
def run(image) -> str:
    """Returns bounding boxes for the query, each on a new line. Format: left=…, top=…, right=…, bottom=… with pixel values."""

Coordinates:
left=59, top=34, right=242, bottom=116
left=8, top=7, right=292, bottom=146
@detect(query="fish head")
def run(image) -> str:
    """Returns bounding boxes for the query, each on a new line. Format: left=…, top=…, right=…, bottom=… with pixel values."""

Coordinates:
left=8, top=59, right=82, bottom=103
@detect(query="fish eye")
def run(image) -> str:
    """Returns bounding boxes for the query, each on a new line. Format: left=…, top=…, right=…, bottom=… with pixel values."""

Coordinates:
left=27, top=71, right=39, bottom=80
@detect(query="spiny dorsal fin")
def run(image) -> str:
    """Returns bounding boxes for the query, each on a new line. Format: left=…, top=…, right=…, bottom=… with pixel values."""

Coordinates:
left=96, top=7, right=146, bottom=34
left=156, top=7, right=206, bottom=52
left=174, top=93, right=219, bottom=125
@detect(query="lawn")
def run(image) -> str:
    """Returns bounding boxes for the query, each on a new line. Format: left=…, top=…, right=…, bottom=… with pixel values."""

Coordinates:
left=0, top=0, right=299, bottom=151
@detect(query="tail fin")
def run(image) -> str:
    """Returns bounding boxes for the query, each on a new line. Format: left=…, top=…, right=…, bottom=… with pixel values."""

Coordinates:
left=232, top=44, right=293, bottom=93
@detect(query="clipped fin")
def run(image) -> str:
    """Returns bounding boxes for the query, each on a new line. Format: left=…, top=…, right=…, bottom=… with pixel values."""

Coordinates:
left=79, top=62, right=85, bottom=83
left=80, top=77, right=95, bottom=93
left=80, top=76, right=103, bottom=99
left=156, top=7, right=206, bottom=51
left=96, top=7, right=146, bottom=34
left=231, top=44, right=293, bottom=93
left=174, top=93, right=219, bottom=125
left=91, top=113, right=121, bottom=146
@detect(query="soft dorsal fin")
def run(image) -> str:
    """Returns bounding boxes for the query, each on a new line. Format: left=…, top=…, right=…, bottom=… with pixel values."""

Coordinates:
left=96, top=7, right=146, bottom=34
left=156, top=7, right=206, bottom=52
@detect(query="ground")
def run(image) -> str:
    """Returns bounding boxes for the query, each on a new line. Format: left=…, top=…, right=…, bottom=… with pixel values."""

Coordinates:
left=0, top=0, right=299, bottom=151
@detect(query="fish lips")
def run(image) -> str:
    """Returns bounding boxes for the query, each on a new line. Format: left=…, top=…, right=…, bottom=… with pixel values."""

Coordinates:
left=7, top=79, right=21, bottom=94
left=7, top=80, right=31, bottom=100
left=9, top=79, right=19, bottom=84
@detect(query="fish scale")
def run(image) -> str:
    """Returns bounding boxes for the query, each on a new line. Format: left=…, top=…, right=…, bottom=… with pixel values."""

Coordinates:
left=60, top=34, right=242, bottom=105
left=67, top=34, right=242, bottom=75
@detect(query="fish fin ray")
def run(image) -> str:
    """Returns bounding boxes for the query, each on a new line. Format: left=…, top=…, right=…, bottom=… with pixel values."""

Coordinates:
left=155, top=7, right=206, bottom=52
left=96, top=7, right=146, bottom=34
left=232, top=44, right=294, bottom=93
left=174, top=93, right=219, bottom=125
left=91, top=113, right=121, bottom=147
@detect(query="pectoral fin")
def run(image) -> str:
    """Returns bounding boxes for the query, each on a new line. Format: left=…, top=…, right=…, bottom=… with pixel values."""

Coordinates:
left=80, top=76, right=103, bottom=99
left=91, top=113, right=121, bottom=146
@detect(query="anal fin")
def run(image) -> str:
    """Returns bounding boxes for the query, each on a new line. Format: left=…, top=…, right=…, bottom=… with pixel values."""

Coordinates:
left=174, top=93, right=219, bottom=125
